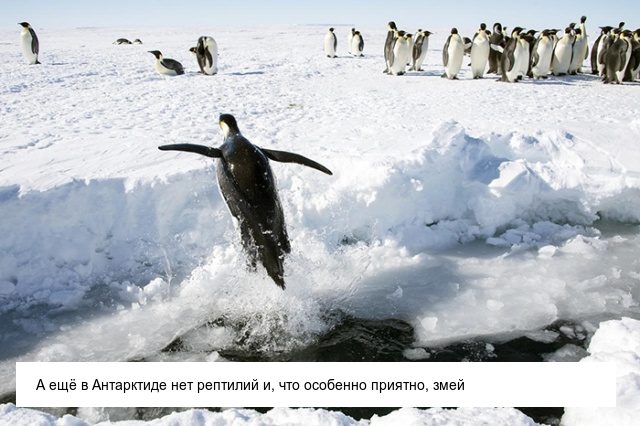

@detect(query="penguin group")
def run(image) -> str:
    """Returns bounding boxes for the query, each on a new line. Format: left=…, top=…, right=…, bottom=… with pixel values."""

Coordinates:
left=431, top=16, right=640, bottom=83
left=149, top=35, right=218, bottom=76
left=324, top=27, right=364, bottom=57
left=113, top=38, right=143, bottom=45
left=382, top=22, right=433, bottom=76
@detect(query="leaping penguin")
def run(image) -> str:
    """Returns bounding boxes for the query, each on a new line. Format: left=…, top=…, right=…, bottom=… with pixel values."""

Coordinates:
left=19, top=22, right=39, bottom=65
left=148, top=50, right=184, bottom=76
left=157, top=114, right=332, bottom=289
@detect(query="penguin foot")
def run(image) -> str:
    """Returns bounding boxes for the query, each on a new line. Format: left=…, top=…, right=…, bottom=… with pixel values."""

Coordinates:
left=441, top=73, right=447, bottom=78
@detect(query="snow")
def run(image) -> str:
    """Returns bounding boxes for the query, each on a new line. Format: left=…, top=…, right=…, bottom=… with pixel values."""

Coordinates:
left=0, top=405, right=540, bottom=426
left=562, top=317, right=640, bottom=426
left=1, top=23, right=640, bottom=422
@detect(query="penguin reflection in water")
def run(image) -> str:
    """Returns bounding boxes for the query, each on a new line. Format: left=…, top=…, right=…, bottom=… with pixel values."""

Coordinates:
left=158, top=114, right=333, bottom=289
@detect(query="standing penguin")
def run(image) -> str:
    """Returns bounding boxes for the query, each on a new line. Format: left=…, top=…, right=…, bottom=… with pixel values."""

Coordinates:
left=18, top=22, right=40, bottom=65
left=148, top=50, right=184, bottom=76
left=496, top=27, right=529, bottom=82
left=191, top=36, right=218, bottom=75
left=488, top=23, right=504, bottom=74
left=324, top=27, right=337, bottom=58
left=389, top=31, right=411, bottom=75
left=411, top=29, right=431, bottom=71
left=442, top=28, right=464, bottom=79
left=623, top=30, right=640, bottom=81
left=604, top=30, right=632, bottom=84
left=470, top=23, right=490, bottom=78
left=347, top=28, right=355, bottom=54
left=383, top=21, right=398, bottom=73
left=351, top=31, right=364, bottom=57
left=530, top=30, right=554, bottom=79
left=158, top=114, right=332, bottom=288
left=591, top=26, right=612, bottom=75
left=551, top=28, right=575, bottom=75
left=569, top=17, right=588, bottom=74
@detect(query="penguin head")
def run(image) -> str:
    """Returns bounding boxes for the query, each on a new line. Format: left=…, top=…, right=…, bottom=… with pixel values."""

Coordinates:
left=148, top=50, right=163, bottom=59
left=388, top=21, right=397, bottom=30
left=189, top=47, right=197, bottom=55
left=564, top=27, right=572, bottom=34
left=18, top=22, right=30, bottom=28
left=622, top=29, right=633, bottom=39
left=480, top=23, right=487, bottom=31
left=329, top=27, right=334, bottom=32
left=526, top=29, right=537, bottom=36
left=569, top=22, right=576, bottom=29
left=219, top=114, right=240, bottom=137
left=493, top=23, right=502, bottom=33
left=541, top=30, right=550, bottom=38
left=134, top=39, right=142, bottom=44
left=406, top=33, right=413, bottom=40
left=574, top=28, right=582, bottom=36
left=580, top=16, right=587, bottom=24
left=424, top=30, right=432, bottom=36
left=619, top=22, right=625, bottom=29
left=511, top=27, right=524, bottom=36
left=351, top=28, right=356, bottom=34
left=450, top=28, right=458, bottom=35
left=600, top=26, right=613, bottom=34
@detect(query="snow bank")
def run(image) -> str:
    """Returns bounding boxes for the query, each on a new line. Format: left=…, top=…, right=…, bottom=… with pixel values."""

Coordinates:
left=562, top=317, right=640, bottom=426
left=0, top=405, right=540, bottom=426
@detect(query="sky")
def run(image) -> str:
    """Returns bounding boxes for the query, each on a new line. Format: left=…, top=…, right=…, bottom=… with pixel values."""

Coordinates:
left=2, top=0, right=637, bottom=30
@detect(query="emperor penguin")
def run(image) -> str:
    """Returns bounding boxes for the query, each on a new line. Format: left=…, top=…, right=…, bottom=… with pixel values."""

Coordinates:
left=148, top=50, right=184, bottom=76
left=604, top=30, right=632, bottom=84
left=442, top=28, right=464, bottom=79
left=530, top=30, right=554, bottom=79
left=623, top=30, right=640, bottom=81
left=597, top=28, right=617, bottom=76
left=389, top=31, right=411, bottom=75
left=324, top=27, right=337, bottom=58
left=488, top=23, right=504, bottom=74
left=351, top=31, right=364, bottom=57
left=133, top=39, right=143, bottom=44
left=411, top=29, right=431, bottom=71
left=551, top=28, right=575, bottom=75
left=19, top=22, right=40, bottom=65
left=191, top=36, right=218, bottom=75
left=470, top=23, right=490, bottom=78
left=591, top=26, right=612, bottom=74
left=157, top=114, right=332, bottom=289
left=384, top=21, right=398, bottom=73
left=569, top=17, right=588, bottom=74
left=497, top=27, right=528, bottom=82
left=347, top=28, right=355, bottom=54
left=113, top=38, right=132, bottom=45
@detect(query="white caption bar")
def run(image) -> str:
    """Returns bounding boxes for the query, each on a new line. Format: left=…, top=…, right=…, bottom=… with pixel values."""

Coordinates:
left=16, top=362, right=615, bottom=408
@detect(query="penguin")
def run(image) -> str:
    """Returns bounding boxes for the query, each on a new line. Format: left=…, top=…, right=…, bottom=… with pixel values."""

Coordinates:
left=347, top=28, right=355, bottom=54
left=133, top=39, right=143, bottom=44
left=384, top=21, right=398, bottom=73
left=324, top=27, right=337, bottom=58
left=624, top=30, right=640, bottom=82
left=389, top=31, right=411, bottom=75
left=18, top=22, right=39, bottom=65
left=411, top=29, right=431, bottom=71
left=488, top=23, right=504, bottom=74
left=569, top=17, right=588, bottom=74
left=406, top=32, right=415, bottom=66
left=191, top=36, right=218, bottom=75
left=530, top=30, right=554, bottom=79
left=596, top=27, right=614, bottom=76
left=442, top=28, right=464, bottom=79
left=604, top=30, right=632, bottom=84
left=551, top=28, right=575, bottom=75
left=148, top=50, right=184, bottom=76
left=496, top=27, right=529, bottom=82
left=591, top=26, right=612, bottom=74
left=113, top=38, right=132, bottom=45
left=470, top=23, right=490, bottom=78
left=157, top=114, right=332, bottom=289
left=351, top=31, right=364, bottom=57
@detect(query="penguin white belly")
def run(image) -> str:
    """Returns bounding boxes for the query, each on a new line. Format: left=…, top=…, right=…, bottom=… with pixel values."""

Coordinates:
left=569, top=38, right=587, bottom=73
left=390, top=41, right=410, bottom=75
left=532, top=41, right=553, bottom=78
left=470, top=38, right=489, bottom=78
left=324, top=34, right=336, bottom=57
left=203, top=37, right=218, bottom=75
left=596, top=41, right=608, bottom=75
left=552, top=41, right=572, bottom=75
left=351, top=37, right=363, bottom=56
left=155, top=61, right=178, bottom=76
left=415, top=39, right=428, bottom=70
left=445, top=40, right=464, bottom=79
left=347, top=34, right=353, bottom=53
left=20, top=31, right=37, bottom=64
left=616, top=42, right=632, bottom=83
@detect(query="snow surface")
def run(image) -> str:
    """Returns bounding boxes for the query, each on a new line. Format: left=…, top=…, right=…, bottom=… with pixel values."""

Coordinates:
left=0, top=405, right=540, bottom=426
left=1, top=23, right=640, bottom=422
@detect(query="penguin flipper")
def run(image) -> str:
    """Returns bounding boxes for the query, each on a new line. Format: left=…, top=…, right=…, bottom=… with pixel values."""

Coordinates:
left=158, top=144, right=223, bottom=158
left=443, top=36, right=450, bottom=66
left=30, top=28, right=39, bottom=54
left=260, top=148, right=333, bottom=175
left=490, top=44, right=504, bottom=53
